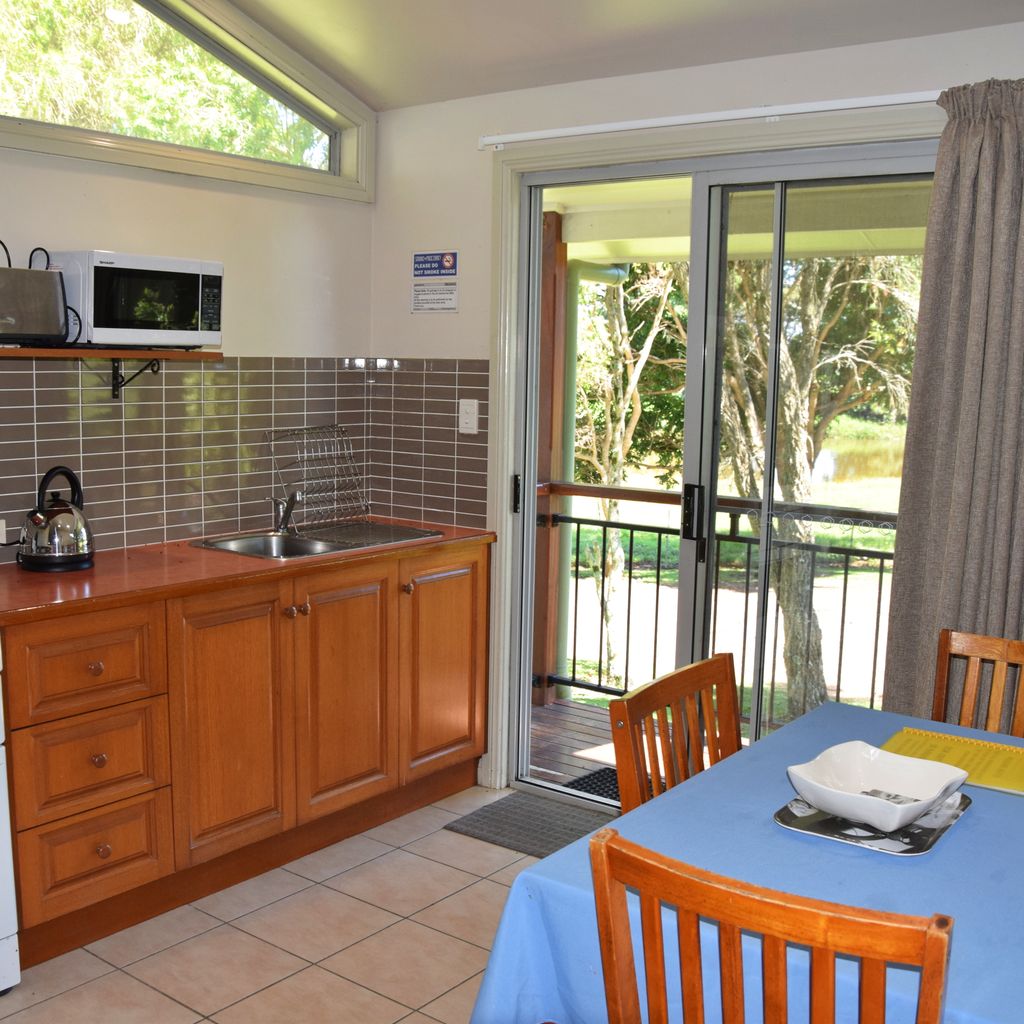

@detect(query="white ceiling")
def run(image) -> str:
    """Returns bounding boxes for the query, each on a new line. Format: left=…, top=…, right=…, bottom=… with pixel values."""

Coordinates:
left=227, top=0, right=1024, bottom=111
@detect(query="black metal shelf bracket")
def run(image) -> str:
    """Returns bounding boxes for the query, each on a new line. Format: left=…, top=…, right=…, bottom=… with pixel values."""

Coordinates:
left=111, top=358, right=161, bottom=401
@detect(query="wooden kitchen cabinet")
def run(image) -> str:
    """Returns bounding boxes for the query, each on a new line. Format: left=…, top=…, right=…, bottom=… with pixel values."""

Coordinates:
left=294, top=561, right=400, bottom=822
left=399, top=544, right=488, bottom=782
left=167, top=580, right=297, bottom=867
left=2, top=530, right=492, bottom=960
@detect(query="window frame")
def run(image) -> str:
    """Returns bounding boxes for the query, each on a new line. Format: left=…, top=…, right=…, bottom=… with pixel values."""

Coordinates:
left=0, top=0, right=375, bottom=201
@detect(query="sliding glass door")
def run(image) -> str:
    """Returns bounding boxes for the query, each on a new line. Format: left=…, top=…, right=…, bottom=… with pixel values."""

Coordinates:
left=512, top=143, right=936, bottom=803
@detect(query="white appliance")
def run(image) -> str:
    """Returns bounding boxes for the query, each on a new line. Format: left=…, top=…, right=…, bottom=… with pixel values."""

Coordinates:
left=49, top=250, right=222, bottom=348
left=0, top=645, right=19, bottom=992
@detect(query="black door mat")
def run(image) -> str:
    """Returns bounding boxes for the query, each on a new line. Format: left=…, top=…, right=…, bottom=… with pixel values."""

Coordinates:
left=444, top=791, right=616, bottom=859
left=565, top=766, right=621, bottom=801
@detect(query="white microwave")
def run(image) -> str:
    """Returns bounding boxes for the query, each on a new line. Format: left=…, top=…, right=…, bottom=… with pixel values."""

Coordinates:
left=50, top=250, right=222, bottom=348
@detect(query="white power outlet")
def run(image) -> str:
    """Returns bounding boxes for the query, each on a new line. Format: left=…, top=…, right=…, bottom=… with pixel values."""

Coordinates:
left=458, top=398, right=479, bottom=435
left=0, top=521, right=6, bottom=546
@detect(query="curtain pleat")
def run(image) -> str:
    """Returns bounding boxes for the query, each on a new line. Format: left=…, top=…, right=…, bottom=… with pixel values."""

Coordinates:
left=883, top=79, right=1024, bottom=718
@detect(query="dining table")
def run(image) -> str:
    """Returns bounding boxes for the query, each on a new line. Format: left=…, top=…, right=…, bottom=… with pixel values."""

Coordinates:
left=470, top=701, right=1024, bottom=1024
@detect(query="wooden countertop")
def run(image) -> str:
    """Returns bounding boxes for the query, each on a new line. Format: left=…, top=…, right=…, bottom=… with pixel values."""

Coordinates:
left=0, top=521, right=495, bottom=625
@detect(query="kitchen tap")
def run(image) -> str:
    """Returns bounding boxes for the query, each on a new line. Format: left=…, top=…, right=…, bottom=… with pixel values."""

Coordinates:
left=270, top=490, right=303, bottom=533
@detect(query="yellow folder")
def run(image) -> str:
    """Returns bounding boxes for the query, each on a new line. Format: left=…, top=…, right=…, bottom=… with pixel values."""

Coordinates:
left=882, top=727, right=1024, bottom=794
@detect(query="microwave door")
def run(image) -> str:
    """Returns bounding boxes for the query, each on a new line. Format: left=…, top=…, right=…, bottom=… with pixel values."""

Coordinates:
left=90, top=266, right=219, bottom=347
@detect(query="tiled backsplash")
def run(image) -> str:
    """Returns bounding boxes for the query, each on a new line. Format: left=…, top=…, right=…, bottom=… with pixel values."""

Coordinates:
left=0, top=355, right=488, bottom=562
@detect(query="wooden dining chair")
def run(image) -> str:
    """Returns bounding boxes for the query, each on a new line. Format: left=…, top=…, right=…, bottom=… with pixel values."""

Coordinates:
left=608, top=653, right=741, bottom=812
left=932, top=628, right=1024, bottom=736
left=590, top=827, right=953, bottom=1024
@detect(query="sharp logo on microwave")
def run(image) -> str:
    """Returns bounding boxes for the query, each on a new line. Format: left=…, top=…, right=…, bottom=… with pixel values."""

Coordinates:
left=50, top=250, right=223, bottom=348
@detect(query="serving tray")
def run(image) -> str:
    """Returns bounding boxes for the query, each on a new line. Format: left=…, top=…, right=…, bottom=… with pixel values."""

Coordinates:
left=773, top=792, right=971, bottom=855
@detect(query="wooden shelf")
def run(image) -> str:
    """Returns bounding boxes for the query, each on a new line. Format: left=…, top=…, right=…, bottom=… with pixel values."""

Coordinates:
left=0, top=347, right=221, bottom=362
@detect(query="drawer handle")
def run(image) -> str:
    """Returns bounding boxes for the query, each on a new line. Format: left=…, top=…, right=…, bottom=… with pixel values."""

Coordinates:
left=96, top=843, right=112, bottom=860
left=283, top=605, right=298, bottom=619
left=402, top=582, right=415, bottom=594
left=90, top=753, right=109, bottom=769
left=86, top=660, right=105, bottom=676
left=298, top=602, right=311, bottom=616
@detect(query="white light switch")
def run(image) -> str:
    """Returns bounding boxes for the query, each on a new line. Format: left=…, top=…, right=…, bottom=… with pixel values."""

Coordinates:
left=458, top=398, right=479, bottom=435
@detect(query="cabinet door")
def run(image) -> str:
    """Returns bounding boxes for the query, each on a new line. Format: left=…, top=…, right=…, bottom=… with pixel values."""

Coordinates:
left=167, top=580, right=296, bottom=866
left=399, top=543, right=489, bottom=782
left=295, top=562, right=400, bottom=823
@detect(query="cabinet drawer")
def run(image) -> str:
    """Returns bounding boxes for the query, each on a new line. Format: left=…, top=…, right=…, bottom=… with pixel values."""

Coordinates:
left=16, top=788, right=174, bottom=927
left=5, top=603, right=166, bottom=727
left=11, top=697, right=170, bottom=830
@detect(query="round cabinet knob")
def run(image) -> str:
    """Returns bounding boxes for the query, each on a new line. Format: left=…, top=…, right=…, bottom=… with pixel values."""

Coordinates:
left=402, top=582, right=415, bottom=594
left=283, top=605, right=298, bottom=619
left=95, top=843, right=112, bottom=860
left=86, top=660, right=105, bottom=676
left=298, top=602, right=311, bottom=616
left=90, top=753, right=109, bottom=769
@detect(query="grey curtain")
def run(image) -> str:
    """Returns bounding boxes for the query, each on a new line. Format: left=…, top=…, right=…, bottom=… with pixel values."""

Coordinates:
left=883, top=79, right=1024, bottom=718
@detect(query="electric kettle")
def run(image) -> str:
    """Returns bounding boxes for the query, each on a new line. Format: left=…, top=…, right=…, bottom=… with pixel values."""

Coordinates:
left=17, top=466, right=95, bottom=572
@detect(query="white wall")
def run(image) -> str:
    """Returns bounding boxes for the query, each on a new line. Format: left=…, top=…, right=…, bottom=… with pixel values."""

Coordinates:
left=370, top=22, right=1024, bottom=360
left=0, top=145, right=373, bottom=358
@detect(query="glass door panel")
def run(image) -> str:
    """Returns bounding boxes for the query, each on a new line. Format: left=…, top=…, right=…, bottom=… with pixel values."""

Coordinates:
left=763, top=178, right=929, bottom=729
left=709, top=175, right=931, bottom=737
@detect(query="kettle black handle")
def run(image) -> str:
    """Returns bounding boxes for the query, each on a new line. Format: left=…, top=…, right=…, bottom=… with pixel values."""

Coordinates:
left=37, top=466, right=85, bottom=511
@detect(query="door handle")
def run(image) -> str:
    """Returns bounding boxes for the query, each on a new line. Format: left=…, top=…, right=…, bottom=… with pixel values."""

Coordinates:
left=402, top=582, right=415, bottom=594
left=682, top=483, right=707, bottom=563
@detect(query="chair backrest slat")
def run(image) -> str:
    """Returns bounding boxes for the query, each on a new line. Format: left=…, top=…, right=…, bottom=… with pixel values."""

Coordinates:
left=719, top=922, right=746, bottom=1023
left=809, top=947, right=834, bottom=1024
left=590, top=828, right=952, bottom=1024
left=762, top=934, right=788, bottom=1024
left=610, top=653, right=742, bottom=812
left=640, top=891, right=669, bottom=1022
left=933, top=628, right=1024, bottom=737
left=859, top=959, right=886, bottom=1024
left=677, top=908, right=705, bottom=1024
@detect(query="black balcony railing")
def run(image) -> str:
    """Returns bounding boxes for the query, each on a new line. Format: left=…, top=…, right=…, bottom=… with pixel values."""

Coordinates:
left=542, top=492, right=896, bottom=721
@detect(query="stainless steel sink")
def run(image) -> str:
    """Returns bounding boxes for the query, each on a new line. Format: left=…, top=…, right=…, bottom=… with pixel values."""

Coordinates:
left=196, top=532, right=344, bottom=559
left=195, top=522, right=443, bottom=560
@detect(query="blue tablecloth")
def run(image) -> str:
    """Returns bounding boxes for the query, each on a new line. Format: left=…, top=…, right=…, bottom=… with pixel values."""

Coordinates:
left=471, top=702, right=1024, bottom=1024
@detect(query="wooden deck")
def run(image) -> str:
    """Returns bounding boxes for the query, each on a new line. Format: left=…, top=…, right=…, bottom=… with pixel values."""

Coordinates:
left=529, top=697, right=615, bottom=785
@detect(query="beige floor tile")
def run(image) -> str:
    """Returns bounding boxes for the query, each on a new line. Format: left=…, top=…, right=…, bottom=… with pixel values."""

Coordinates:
left=2, top=970, right=200, bottom=1024
left=488, top=854, right=539, bottom=886
left=403, top=830, right=523, bottom=876
left=233, top=884, right=399, bottom=961
left=124, top=924, right=305, bottom=1016
left=0, top=950, right=113, bottom=1020
left=283, top=834, right=394, bottom=882
left=420, top=971, right=483, bottom=1024
left=321, top=920, right=488, bottom=1008
left=396, top=1015, right=441, bottom=1023
left=324, top=849, right=476, bottom=916
left=211, top=965, right=408, bottom=1024
left=363, top=806, right=458, bottom=847
left=85, top=904, right=222, bottom=967
left=191, top=867, right=312, bottom=921
left=431, top=787, right=512, bottom=816
left=411, top=880, right=509, bottom=949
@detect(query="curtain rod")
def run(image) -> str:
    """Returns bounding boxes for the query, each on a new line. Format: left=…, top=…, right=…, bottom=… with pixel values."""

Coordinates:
left=478, top=91, right=941, bottom=150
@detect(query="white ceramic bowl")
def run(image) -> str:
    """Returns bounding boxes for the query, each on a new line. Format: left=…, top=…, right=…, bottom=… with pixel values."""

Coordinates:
left=787, top=740, right=967, bottom=833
